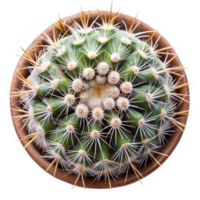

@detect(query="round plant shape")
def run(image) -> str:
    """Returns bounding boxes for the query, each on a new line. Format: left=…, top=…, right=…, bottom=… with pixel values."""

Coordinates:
left=10, top=11, right=189, bottom=188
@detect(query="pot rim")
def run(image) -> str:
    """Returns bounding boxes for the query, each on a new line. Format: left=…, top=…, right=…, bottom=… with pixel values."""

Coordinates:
left=10, top=10, right=189, bottom=189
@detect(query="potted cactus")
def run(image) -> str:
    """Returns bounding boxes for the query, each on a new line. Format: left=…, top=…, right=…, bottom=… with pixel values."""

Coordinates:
left=10, top=5, right=189, bottom=189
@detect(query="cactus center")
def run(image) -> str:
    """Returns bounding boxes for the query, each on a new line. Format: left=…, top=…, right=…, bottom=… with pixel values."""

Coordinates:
left=85, top=82, right=114, bottom=109
left=121, top=37, right=131, bottom=45
left=64, top=94, right=75, bottom=106
left=68, top=61, right=77, bottom=70
left=132, top=66, right=139, bottom=75
left=110, top=53, right=120, bottom=62
left=51, top=79, right=59, bottom=89
left=91, top=130, right=100, bottom=139
left=66, top=124, right=75, bottom=133
left=111, top=118, right=121, bottom=128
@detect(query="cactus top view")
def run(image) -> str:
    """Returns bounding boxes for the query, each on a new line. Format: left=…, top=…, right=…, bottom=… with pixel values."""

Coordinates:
left=10, top=2, right=189, bottom=189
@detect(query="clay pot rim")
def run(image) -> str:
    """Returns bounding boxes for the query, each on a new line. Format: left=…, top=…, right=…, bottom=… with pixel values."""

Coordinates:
left=10, top=10, right=189, bottom=189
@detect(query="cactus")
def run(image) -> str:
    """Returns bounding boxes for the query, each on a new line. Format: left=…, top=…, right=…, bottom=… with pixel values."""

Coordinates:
left=12, top=3, right=189, bottom=189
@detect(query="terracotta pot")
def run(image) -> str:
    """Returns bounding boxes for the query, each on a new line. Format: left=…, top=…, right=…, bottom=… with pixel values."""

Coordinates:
left=10, top=11, right=189, bottom=188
